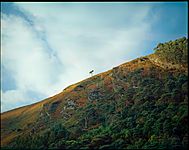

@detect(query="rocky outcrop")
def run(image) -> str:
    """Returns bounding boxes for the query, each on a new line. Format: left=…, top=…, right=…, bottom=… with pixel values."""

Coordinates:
left=88, top=90, right=104, bottom=101
left=148, top=54, right=187, bottom=73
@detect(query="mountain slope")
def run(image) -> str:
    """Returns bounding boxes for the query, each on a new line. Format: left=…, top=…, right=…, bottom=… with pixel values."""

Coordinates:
left=1, top=37, right=188, bottom=149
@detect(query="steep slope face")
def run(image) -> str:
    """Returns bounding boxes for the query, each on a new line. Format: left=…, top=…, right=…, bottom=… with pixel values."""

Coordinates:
left=1, top=37, right=188, bottom=149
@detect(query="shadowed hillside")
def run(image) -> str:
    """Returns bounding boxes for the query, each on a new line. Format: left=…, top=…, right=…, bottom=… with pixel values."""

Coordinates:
left=1, top=37, right=188, bottom=149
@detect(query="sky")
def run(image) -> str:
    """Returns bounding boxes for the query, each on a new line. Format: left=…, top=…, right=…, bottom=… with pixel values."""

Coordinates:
left=1, top=2, right=188, bottom=112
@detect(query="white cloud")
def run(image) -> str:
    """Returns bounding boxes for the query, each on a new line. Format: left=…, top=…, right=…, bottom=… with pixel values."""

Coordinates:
left=1, top=90, right=30, bottom=112
left=1, top=14, right=64, bottom=112
left=2, top=14, right=61, bottom=89
left=1, top=3, right=155, bottom=112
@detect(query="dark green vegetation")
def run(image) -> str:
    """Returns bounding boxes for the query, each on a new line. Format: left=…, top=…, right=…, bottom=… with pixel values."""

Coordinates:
left=154, top=37, right=188, bottom=66
left=1, top=37, right=188, bottom=149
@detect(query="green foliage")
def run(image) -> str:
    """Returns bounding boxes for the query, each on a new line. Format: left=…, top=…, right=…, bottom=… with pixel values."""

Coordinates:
left=6, top=72, right=188, bottom=150
left=154, top=37, right=188, bottom=65
left=9, top=123, right=69, bottom=149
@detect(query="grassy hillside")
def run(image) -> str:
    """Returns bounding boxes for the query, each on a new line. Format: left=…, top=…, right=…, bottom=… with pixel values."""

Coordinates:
left=1, top=37, right=188, bottom=149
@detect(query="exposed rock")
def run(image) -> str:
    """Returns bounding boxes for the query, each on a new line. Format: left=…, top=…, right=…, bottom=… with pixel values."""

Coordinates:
left=65, top=99, right=76, bottom=110
left=67, top=100, right=75, bottom=106
left=88, top=90, right=103, bottom=101
left=61, top=112, right=71, bottom=120
left=148, top=54, right=187, bottom=73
